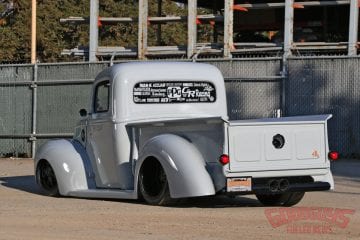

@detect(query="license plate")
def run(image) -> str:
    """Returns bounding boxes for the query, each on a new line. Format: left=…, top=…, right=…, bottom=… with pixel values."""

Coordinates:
left=227, top=177, right=252, bottom=192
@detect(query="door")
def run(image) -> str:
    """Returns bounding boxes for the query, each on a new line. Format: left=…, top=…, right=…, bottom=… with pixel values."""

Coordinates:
left=86, top=80, right=122, bottom=188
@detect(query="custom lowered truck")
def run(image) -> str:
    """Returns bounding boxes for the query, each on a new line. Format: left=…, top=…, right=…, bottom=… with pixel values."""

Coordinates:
left=35, top=62, right=338, bottom=206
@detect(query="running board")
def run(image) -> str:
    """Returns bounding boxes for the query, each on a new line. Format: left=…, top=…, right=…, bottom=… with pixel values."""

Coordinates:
left=68, top=189, right=137, bottom=199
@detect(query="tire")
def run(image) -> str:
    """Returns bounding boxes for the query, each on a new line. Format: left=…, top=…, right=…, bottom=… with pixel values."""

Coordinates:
left=138, top=159, right=175, bottom=206
left=36, top=160, right=60, bottom=197
left=256, top=192, right=305, bottom=207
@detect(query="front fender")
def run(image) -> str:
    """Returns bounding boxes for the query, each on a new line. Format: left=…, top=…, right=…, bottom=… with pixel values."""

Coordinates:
left=135, top=134, right=215, bottom=198
left=34, top=139, right=94, bottom=195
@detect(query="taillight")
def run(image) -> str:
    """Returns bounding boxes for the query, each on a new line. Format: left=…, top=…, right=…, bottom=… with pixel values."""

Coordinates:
left=328, top=151, right=339, bottom=161
left=219, top=154, right=230, bottom=165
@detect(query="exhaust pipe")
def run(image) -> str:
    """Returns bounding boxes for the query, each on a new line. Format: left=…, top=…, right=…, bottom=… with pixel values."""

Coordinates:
left=268, top=179, right=290, bottom=192
left=279, top=179, right=290, bottom=192
left=268, top=180, right=280, bottom=192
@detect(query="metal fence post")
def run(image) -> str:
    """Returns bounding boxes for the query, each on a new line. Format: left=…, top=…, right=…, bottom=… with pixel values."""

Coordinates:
left=284, top=0, right=293, bottom=58
left=31, top=0, right=37, bottom=64
left=89, top=0, right=99, bottom=62
left=348, top=0, right=359, bottom=56
left=31, top=64, right=38, bottom=158
left=281, top=0, right=294, bottom=115
left=187, top=0, right=197, bottom=58
left=224, top=0, right=234, bottom=58
left=138, top=0, right=148, bottom=59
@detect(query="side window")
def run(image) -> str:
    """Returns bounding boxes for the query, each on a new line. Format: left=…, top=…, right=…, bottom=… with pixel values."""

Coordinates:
left=94, top=81, right=110, bottom=113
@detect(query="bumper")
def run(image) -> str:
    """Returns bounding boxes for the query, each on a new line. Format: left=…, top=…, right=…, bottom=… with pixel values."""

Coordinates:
left=251, top=181, right=330, bottom=195
left=226, top=176, right=331, bottom=195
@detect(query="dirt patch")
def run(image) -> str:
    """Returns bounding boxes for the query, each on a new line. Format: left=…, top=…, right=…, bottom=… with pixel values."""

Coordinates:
left=0, top=158, right=359, bottom=240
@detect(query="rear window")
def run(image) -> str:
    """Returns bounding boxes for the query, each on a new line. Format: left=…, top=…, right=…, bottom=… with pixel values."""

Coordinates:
left=133, top=81, right=216, bottom=104
left=94, top=81, right=110, bottom=113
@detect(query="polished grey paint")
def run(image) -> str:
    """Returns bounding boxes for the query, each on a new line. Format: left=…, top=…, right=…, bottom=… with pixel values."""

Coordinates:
left=35, top=62, right=334, bottom=200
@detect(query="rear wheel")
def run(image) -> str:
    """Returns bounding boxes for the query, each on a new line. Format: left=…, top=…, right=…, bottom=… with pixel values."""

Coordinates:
left=36, top=160, right=60, bottom=197
left=138, top=159, right=174, bottom=206
left=256, top=192, right=305, bottom=206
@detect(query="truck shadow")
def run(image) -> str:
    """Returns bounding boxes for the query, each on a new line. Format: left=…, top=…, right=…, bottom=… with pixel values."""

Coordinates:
left=108, top=196, right=262, bottom=208
left=0, top=175, right=43, bottom=195
left=0, top=175, right=262, bottom=208
left=169, top=195, right=263, bottom=208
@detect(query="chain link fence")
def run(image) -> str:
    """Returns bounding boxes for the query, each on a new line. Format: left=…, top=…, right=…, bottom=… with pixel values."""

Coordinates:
left=286, top=57, right=360, bottom=157
left=207, top=59, right=282, bottom=120
left=0, top=65, right=33, bottom=156
left=0, top=58, right=289, bottom=158
left=2, top=57, right=359, bottom=157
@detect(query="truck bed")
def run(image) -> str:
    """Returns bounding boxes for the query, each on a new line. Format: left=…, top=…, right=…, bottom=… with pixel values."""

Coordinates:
left=227, top=115, right=332, bottom=173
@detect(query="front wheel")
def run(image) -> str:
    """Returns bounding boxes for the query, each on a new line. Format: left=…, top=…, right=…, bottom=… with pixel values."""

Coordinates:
left=256, top=192, right=305, bottom=207
left=36, top=160, right=60, bottom=197
left=138, top=159, right=175, bottom=206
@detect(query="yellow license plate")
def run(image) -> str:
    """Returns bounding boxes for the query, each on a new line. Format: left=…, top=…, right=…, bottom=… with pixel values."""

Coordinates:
left=227, top=177, right=252, bottom=192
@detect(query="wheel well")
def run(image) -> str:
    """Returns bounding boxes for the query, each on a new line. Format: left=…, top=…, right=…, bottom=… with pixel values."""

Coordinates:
left=37, top=159, right=49, bottom=167
left=36, top=159, right=56, bottom=182
left=36, top=159, right=48, bottom=182
left=139, top=157, right=167, bottom=197
left=36, top=159, right=60, bottom=196
left=140, top=156, right=160, bottom=174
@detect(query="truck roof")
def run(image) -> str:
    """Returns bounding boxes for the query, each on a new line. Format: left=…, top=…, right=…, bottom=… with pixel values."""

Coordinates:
left=96, top=61, right=223, bottom=83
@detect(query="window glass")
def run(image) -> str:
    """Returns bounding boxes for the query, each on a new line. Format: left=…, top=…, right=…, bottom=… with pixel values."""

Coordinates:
left=94, top=81, right=110, bottom=113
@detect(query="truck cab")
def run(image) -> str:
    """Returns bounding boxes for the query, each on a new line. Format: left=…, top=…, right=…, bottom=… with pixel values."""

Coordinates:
left=35, top=62, right=337, bottom=206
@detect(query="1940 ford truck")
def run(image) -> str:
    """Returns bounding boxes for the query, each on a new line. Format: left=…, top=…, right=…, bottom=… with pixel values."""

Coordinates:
left=35, top=62, right=338, bottom=206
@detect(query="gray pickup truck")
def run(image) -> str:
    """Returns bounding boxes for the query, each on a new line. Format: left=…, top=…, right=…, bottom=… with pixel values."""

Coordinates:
left=34, top=62, right=337, bottom=206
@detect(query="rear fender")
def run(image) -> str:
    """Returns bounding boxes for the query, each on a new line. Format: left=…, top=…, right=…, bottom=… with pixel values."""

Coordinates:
left=34, top=139, right=95, bottom=195
left=135, top=134, right=215, bottom=198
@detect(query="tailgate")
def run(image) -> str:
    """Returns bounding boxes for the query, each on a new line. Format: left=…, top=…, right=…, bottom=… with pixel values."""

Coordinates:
left=227, top=115, right=331, bottom=172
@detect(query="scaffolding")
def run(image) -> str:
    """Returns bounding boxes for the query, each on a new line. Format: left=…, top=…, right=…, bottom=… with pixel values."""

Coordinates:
left=60, top=0, right=359, bottom=61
